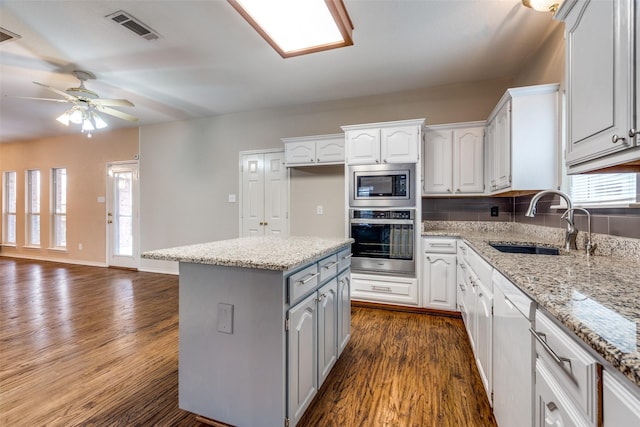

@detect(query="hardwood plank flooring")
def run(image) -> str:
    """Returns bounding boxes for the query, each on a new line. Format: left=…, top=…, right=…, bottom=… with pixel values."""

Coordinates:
left=1, top=258, right=495, bottom=427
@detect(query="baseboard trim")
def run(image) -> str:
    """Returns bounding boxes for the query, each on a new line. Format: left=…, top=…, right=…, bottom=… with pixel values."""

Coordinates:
left=0, top=253, right=107, bottom=268
left=351, top=300, right=462, bottom=318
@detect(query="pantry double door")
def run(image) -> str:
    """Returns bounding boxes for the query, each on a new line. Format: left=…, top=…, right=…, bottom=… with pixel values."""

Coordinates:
left=240, top=150, right=289, bottom=237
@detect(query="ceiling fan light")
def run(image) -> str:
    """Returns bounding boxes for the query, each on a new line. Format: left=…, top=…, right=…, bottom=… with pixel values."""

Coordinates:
left=69, top=108, right=84, bottom=124
left=521, top=0, right=560, bottom=14
left=82, top=118, right=95, bottom=131
left=91, top=111, right=108, bottom=129
left=56, top=111, right=70, bottom=126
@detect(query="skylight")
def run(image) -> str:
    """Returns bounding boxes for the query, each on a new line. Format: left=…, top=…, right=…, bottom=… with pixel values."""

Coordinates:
left=228, top=0, right=354, bottom=58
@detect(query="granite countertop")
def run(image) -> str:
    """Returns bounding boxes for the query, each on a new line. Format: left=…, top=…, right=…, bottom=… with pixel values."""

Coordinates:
left=423, top=226, right=640, bottom=387
left=141, top=236, right=353, bottom=271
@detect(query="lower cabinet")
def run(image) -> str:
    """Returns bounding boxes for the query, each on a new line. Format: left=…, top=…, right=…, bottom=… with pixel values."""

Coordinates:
left=287, top=268, right=349, bottom=427
left=602, top=370, right=640, bottom=427
left=422, top=237, right=458, bottom=311
left=535, top=359, right=588, bottom=427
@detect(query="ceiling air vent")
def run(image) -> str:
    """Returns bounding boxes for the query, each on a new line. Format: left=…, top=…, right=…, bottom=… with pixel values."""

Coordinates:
left=105, top=10, right=160, bottom=41
left=0, top=27, right=21, bottom=44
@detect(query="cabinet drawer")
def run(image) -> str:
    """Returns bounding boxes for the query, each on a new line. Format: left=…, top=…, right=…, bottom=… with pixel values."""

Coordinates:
left=536, top=358, right=590, bottom=427
left=318, top=254, right=339, bottom=284
left=288, top=264, right=319, bottom=305
left=351, top=274, right=419, bottom=305
left=423, top=237, right=457, bottom=254
left=533, top=311, right=601, bottom=425
left=464, top=244, right=493, bottom=290
left=337, top=247, right=352, bottom=272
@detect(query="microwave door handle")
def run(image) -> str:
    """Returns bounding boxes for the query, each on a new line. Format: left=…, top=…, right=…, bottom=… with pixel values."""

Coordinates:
left=350, top=219, right=414, bottom=225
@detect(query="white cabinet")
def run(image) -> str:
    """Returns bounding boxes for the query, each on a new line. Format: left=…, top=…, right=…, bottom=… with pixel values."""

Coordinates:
left=532, top=311, right=601, bottom=427
left=423, top=122, right=485, bottom=195
left=456, top=241, right=493, bottom=404
left=556, top=0, right=640, bottom=173
left=240, top=150, right=289, bottom=237
left=283, top=133, right=344, bottom=166
left=342, top=119, right=424, bottom=165
left=422, top=237, right=458, bottom=311
left=535, top=359, right=589, bottom=427
left=602, top=370, right=640, bottom=427
left=485, top=84, right=559, bottom=195
left=351, top=271, right=419, bottom=306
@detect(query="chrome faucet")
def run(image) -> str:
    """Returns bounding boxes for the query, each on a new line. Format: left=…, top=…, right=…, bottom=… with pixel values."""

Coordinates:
left=525, top=190, right=578, bottom=251
left=561, top=207, right=596, bottom=256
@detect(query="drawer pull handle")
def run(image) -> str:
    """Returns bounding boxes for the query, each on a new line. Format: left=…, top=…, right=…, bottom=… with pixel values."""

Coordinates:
left=372, top=285, right=392, bottom=293
left=529, top=328, right=573, bottom=372
left=323, top=261, right=339, bottom=269
left=429, top=243, right=454, bottom=248
left=341, top=253, right=353, bottom=260
left=298, top=272, right=320, bottom=285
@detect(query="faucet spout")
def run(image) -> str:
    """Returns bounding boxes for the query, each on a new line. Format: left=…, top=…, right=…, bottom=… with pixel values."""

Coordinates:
left=562, top=207, right=596, bottom=256
left=525, top=190, right=578, bottom=251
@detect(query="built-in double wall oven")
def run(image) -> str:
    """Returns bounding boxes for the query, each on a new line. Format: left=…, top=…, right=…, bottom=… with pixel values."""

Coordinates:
left=348, top=163, right=417, bottom=276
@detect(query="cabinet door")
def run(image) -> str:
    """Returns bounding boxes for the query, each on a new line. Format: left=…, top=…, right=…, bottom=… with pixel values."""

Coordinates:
left=475, top=280, right=493, bottom=404
left=337, top=271, right=351, bottom=355
left=381, top=125, right=420, bottom=163
left=285, top=141, right=316, bottom=165
left=493, top=102, right=511, bottom=191
left=535, top=360, right=586, bottom=427
left=346, top=129, right=380, bottom=164
left=288, top=293, right=318, bottom=426
left=486, top=119, right=497, bottom=192
left=423, top=128, right=453, bottom=194
left=317, top=279, right=338, bottom=387
left=453, top=127, right=484, bottom=194
left=603, top=370, right=640, bottom=427
left=422, top=253, right=457, bottom=311
left=316, top=137, right=345, bottom=164
left=563, top=0, right=635, bottom=166
left=263, top=152, right=289, bottom=236
left=241, top=154, right=265, bottom=236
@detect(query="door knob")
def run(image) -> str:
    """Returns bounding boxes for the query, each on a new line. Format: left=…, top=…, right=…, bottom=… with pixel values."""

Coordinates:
left=629, top=128, right=639, bottom=138
left=107, top=220, right=113, bottom=224
left=611, top=134, right=626, bottom=144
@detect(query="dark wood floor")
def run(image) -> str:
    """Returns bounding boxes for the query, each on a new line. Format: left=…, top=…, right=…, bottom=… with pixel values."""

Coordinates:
left=0, top=257, right=495, bottom=427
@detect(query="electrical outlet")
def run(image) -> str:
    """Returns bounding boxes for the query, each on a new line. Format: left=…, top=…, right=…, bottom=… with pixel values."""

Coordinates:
left=217, top=303, right=234, bottom=334
left=316, top=205, right=324, bottom=215
left=491, top=206, right=499, bottom=217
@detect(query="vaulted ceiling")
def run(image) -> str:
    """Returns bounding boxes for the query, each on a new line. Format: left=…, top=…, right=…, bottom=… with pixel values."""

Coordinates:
left=0, top=0, right=558, bottom=142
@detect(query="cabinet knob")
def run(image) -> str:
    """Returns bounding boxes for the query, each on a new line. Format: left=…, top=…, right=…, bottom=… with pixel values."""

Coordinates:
left=447, top=188, right=451, bottom=193
left=311, top=158, right=315, bottom=162
left=629, top=128, right=639, bottom=138
left=611, top=134, right=626, bottom=144
left=456, top=188, right=461, bottom=193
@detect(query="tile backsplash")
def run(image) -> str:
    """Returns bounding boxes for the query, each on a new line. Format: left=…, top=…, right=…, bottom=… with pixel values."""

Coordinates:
left=422, top=196, right=640, bottom=240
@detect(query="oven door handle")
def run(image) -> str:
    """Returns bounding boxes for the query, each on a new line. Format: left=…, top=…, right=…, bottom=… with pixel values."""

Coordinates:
left=350, top=219, right=414, bottom=225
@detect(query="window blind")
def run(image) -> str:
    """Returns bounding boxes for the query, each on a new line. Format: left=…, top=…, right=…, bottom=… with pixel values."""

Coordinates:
left=570, top=173, right=637, bottom=206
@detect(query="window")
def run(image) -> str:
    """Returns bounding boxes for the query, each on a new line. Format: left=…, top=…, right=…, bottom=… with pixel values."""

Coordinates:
left=2, top=171, right=17, bottom=245
left=26, top=169, right=41, bottom=246
left=51, top=168, right=67, bottom=249
left=569, top=173, right=638, bottom=207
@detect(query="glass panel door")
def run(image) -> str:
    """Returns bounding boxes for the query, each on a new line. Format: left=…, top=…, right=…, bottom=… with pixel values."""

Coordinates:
left=107, top=163, right=138, bottom=268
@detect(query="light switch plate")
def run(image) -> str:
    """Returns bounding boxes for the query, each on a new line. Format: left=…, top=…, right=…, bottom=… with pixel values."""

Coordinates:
left=217, top=303, right=234, bottom=334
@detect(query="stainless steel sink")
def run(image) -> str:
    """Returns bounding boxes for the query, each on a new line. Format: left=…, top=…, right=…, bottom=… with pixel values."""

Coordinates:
left=489, top=243, right=560, bottom=255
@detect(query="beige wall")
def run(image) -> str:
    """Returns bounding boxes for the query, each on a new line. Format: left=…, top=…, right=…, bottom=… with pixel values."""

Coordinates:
left=138, top=78, right=515, bottom=272
left=0, top=128, right=139, bottom=265
left=513, top=23, right=565, bottom=87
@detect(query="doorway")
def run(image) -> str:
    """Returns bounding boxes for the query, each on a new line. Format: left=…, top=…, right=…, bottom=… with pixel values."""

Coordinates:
left=107, top=162, right=139, bottom=268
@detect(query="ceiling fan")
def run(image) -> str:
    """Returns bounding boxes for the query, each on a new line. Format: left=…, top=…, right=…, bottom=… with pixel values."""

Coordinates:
left=17, top=70, right=138, bottom=136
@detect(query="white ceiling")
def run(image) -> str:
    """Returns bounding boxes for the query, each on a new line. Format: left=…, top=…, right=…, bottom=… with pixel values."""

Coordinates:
left=0, top=0, right=558, bottom=142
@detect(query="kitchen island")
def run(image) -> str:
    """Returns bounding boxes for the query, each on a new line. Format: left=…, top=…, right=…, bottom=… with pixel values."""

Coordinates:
left=142, top=236, right=353, bottom=427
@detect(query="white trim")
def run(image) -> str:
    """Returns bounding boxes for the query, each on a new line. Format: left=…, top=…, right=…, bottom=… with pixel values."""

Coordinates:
left=138, top=266, right=179, bottom=275
left=0, top=252, right=108, bottom=267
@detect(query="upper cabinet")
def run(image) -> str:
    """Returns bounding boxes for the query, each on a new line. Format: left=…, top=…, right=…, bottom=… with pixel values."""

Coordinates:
left=423, top=122, right=485, bottom=195
left=283, top=133, right=345, bottom=167
left=485, top=84, right=559, bottom=195
left=342, top=119, right=424, bottom=165
left=556, top=0, right=640, bottom=173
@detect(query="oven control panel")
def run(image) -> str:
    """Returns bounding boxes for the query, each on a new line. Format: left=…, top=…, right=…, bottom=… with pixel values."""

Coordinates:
left=351, top=209, right=414, bottom=220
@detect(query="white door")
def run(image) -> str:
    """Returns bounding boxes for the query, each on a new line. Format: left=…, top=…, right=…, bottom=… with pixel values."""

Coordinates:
left=240, top=150, right=288, bottom=237
left=423, top=128, right=453, bottom=194
left=107, top=162, right=139, bottom=269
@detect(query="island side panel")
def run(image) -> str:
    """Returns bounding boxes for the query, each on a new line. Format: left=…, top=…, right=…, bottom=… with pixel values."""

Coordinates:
left=178, top=262, right=286, bottom=427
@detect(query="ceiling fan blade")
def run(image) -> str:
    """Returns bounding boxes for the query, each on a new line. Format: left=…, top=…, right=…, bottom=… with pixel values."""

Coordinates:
left=91, top=98, right=135, bottom=107
left=97, top=106, right=139, bottom=122
left=7, top=95, right=71, bottom=103
left=33, top=81, right=74, bottom=100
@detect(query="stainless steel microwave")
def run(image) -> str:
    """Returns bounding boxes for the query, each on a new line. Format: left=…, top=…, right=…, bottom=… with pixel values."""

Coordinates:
left=349, top=163, right=415, bottom=207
